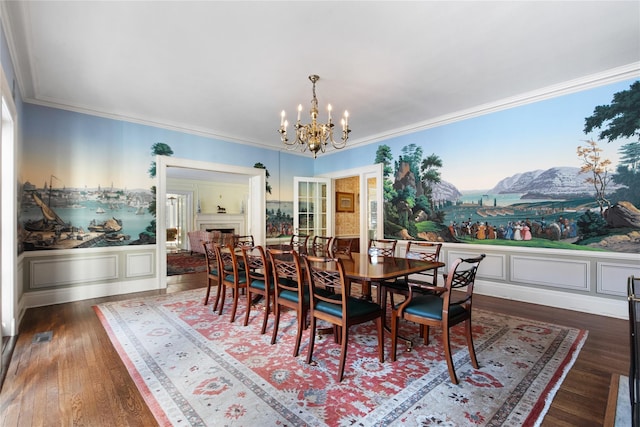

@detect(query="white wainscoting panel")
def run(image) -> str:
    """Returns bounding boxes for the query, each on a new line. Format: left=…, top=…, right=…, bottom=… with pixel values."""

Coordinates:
left=30, top=255, right=118, bottom=289
left=597, top=262, right=640, bottom=297
left=126, top=252, right=154, bottom=277
left=447, top=250, right=506, bottom=281
left=511, top=255, right=589, bottom=291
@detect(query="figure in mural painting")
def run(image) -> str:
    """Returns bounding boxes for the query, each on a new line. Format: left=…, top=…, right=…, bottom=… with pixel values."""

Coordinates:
left=522, top=223, right=532, bottom=241
left=513, top=222, right=523, bottom=241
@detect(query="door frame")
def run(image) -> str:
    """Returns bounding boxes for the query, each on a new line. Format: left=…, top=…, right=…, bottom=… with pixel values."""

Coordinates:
left=319, top=163, right=384, bottom=251
left=156, top=156, right=266, bottom=288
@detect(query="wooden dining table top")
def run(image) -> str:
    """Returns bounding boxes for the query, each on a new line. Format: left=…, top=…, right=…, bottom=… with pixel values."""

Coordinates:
left=334, top=252, right=444, bottom=283
left=265, top=245, right=444, bottom=283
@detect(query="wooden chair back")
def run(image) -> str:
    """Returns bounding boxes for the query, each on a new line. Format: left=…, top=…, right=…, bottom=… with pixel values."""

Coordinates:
left=267, top=248, right=307, bottom=357
left=241, top=245, right=271, bottom=333
left=310, top=235, right=333, bottom=257
left=202, top=241, right=221, bottom=309
left=368, top=239, right=397, bottom=257
left=234, top=234, right=255, bottom=248
left=213, top=243, right=248, bottom=322
left=404, top=241, right=443, bottom=286
left=289, top=234, right=309, bottom=253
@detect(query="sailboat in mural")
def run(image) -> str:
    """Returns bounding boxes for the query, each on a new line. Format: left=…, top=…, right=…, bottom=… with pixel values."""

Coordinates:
left=24, top=192, right=69, bottom=232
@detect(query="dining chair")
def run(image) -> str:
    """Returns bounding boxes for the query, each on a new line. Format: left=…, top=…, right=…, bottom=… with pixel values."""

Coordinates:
left=310, top=235, right=333, bottom=257
left=241, top=245, right=273, bottom=334
left=303, top=255, right=384, bottom=382
left=289, top=234, right=310, bottom=253
left=368, top=238, right=397, bottom=257
left=202, top=241, right=221, bottom=310
left=234, top=234, right=255, bottom=248
left=268, top=248, right=309, bottom=357
left=390, top=254, right=486, bottom=384
left=356, top=238, right=398, bottom=298
left=332, top=237, right=354, bottom=257
left=213, top=243, right=248, bottom=322
left=383, top=241, right=443, bottom=307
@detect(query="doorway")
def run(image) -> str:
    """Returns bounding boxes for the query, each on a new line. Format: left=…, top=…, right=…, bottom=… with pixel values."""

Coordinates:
left=156, top=156, right=266, bottom=288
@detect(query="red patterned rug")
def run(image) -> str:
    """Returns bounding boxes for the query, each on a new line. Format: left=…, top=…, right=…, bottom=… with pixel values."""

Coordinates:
left=94, top=289, right=587, bottom=426
left=167, top=251, right=207, bottom=276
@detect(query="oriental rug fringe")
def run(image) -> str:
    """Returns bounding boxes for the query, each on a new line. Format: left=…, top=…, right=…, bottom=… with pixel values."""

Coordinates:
left=94, top=289, right=587, bottom=426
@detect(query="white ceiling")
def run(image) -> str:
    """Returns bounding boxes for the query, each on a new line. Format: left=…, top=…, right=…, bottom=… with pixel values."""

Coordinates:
left=2, top=1, right=639, bottom=157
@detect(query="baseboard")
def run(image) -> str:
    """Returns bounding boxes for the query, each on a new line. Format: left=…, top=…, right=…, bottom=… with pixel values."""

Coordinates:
left=475, top=280, right=628, bottom=320
left=20, top=277, right=164, bottom=310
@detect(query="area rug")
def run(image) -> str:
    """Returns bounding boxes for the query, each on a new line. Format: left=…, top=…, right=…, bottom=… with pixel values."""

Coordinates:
left=167, top=252, right=207, bottom=276
left=94, top=289, right=587, bottom=426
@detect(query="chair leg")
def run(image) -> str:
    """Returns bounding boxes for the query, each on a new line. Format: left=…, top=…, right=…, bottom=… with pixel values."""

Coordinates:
left=306, top=316, right=317, bottom=364
left=390, top=312, right=399, bottom=362
left=243, top=289, right=252, bottom=327
left=337, top=325, right=349, bottom=382
left=217, top=285, right=227, bottom=315
left=376, top=317, right=384, bottom=363
left=229, top=286, right=239, bottom=323
left=203, top=278, right=212, bottom=305
left=260, top=294, right=270, bottom=335
left=442, top=326, right=459, bottom=385
left=465, top=318, right=479, bottom=369
left=294, top=308, right=305, bottom=357
left=270, top=303, right=281, bottom=345
left=212, top=281, right=221, bottom=312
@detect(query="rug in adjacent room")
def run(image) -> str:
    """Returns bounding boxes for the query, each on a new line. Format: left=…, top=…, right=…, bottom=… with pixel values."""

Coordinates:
left=166, top=251, right=207, bottom=276
left=95, top=289, right=587, bottom=426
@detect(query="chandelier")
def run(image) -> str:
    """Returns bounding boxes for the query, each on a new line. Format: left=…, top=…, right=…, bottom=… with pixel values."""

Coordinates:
left=278, top=75, right=350, bottom=158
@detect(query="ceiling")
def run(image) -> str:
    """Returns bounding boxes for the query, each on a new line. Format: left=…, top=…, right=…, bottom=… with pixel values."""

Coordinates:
left=2, top=1, right=639, bottom=157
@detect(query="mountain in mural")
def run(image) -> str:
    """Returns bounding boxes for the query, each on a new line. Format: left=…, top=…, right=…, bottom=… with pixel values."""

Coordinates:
left=432, top=181, right=463, bottom=202
left=490, top=166, right=621, bottom=198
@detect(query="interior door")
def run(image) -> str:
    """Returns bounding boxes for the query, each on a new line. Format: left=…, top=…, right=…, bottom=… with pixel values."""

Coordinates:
left=293, top=177, right=333, bottom=238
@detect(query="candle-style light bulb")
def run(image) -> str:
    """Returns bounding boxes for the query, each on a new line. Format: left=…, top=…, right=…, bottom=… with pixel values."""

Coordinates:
left=284, top=119, right=288, bottom=132
left=341, top=118, right=346, bottom=131
left=280, top=110, right=285, bottom=127
left=327, top=104, right=332, bottom=121
left=297, top=104, right=302, bottom=121
left=344, top=110, right=349, bottom=126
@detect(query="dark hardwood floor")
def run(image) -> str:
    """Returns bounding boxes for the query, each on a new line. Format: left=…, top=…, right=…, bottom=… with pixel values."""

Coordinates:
left=0, top=272, right=629, bottom=426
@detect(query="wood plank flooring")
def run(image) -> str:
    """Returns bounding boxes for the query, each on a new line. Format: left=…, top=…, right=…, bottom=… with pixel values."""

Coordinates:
left=0, top=272, right=630, bottom=426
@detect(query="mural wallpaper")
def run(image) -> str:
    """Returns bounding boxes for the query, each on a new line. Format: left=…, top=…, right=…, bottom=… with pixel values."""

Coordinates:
left=17, top=79, right=640, bottom=254
left=376, top=80, right=640, bottom=254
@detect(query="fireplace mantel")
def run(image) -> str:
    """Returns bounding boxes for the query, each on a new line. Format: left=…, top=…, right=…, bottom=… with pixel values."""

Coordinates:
left=195, top=214, right=245, bottom=235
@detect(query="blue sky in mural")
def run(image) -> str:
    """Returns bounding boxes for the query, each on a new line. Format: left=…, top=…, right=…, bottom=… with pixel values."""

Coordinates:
left=316, top=78, right=637, bottom=192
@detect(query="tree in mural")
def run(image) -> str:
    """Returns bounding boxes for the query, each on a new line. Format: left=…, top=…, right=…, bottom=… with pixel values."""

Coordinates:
left=143, top=142, right=174, bottom=243
left=253, top=162, right=272, bottom=194
left=584, top=81, right=640, bottom=207
left=376, top=143, right=445, bottom=240
left=576, top=140, right=612, bottom=215
left=421, top=153, right=443, bottom=211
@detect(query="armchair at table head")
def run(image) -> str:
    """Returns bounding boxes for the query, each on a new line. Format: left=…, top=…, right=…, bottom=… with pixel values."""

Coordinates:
left=303, top=255, right=384, bottom=382
left=391, top=254, right=486, bottom=384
